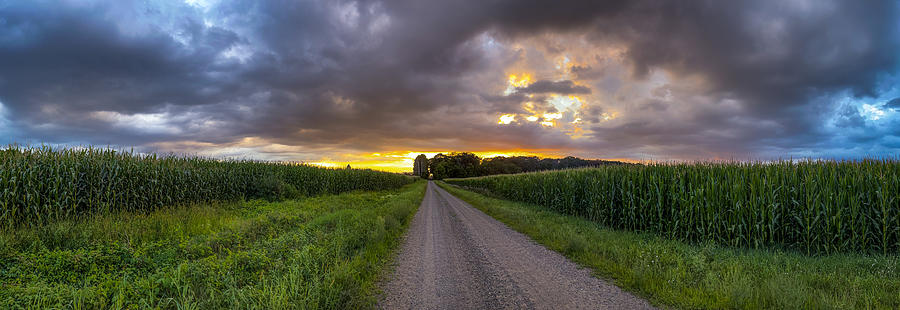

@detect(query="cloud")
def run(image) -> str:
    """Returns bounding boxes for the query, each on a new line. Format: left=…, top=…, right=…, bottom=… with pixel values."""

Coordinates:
left=515, top=80, right=591, bottom=95
left=0, top=0, right=898, bottom=163
left=886, top=98, right=900, bottom=110
left=488, top=0, right=900, bottom=158
left=570, top=65, right=606, bottom=80
left=834, top=105, right=866, bottom=128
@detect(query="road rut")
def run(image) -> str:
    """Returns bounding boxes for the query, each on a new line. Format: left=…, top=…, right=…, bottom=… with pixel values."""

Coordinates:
left=379, top=181, right=654, bottom=309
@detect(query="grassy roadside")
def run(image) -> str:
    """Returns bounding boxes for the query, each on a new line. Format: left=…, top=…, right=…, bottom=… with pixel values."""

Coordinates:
left=0, top=180, right=426, bottom=309
left=437, top=182, right=900, bottom=309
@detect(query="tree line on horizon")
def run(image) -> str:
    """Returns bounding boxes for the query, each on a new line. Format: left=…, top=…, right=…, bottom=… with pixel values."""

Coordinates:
left=412, top=152, right=631, bottom=179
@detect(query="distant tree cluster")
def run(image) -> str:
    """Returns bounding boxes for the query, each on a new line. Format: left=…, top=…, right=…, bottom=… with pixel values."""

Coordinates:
left=429, top=153, right=482, bottom=179
left=413, top=154, right=429, bottom=178
left=416, top=152, right=631, bottom=179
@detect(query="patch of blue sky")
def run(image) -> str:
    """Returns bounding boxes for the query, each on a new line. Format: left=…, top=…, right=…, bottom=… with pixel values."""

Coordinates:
left=816, top=84, right=900, bottom=158
left=0, top=100, right=17, bottom=144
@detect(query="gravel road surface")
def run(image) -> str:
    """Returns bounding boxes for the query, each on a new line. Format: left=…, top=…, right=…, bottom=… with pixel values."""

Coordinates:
left=379, top=181, right=654, bottom=309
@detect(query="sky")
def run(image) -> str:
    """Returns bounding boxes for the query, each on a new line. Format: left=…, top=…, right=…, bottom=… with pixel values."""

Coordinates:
left=1, top=0, right=900, bottom=172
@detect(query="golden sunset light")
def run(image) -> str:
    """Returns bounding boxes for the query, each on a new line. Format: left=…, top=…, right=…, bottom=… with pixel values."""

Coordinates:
left=310, top=149, right=564, bottom=173
left=497, top=114, right=516, bottom=124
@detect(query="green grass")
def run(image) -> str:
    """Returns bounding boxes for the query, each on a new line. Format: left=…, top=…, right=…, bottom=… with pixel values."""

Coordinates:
left=0, top=181, right=426, bottom=309
left=445, top=161, right=900, bottom=255
left=437, top=182, right=900, bottom=309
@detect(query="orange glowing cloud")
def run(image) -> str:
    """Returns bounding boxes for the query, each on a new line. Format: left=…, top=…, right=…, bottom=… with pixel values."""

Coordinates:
left=498, top=114, right=516, bottom=124
left=504, top=73, right=533, bottom=95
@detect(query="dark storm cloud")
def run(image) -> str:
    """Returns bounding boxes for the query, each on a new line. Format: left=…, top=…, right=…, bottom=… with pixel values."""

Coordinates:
left=570, top=65, right=605, bottom=80
left=485, top=1, right=900, bottom=156
left=0, top=0, right=466, bottom=148
left=515, top=80, right=591, bottom=95
left=607, top=1, right=900, bottom=114
left=573, top=2, right=895, bottom=157
left=0, top=4, right=243, bottom=112
left=0, top=1, right=254, bottom=144
left=886, top=98, right=900, bottom=110
left=1, top=0, right=898, bottom=159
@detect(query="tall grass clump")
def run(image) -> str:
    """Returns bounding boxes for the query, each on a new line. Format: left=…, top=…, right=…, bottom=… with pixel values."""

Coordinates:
left=446, top=160, right=900, bottom=255
left=0, top=145, right=414, bottom=228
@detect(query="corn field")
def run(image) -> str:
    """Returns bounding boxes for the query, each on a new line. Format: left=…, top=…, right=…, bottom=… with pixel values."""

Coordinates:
left=446, top=160, right=900, bottom=254
left=0, top=146, right=414, bottom=228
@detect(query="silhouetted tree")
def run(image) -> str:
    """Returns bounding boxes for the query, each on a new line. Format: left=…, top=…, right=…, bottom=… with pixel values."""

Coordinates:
left=428, top=152, right=481, bottom=179
left=413, top=154, right=429, bottom=178
left=481, top=156, right=522, bottom=175
left=419, top=152, right=631, bottom=179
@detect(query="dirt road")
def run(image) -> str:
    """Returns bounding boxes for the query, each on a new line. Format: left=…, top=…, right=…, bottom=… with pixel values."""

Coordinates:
left=379, top=181, right=654, bottom=309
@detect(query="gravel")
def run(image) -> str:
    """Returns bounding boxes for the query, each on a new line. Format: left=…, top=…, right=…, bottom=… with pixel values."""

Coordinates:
left=379, top=181, right=655, bottom=309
